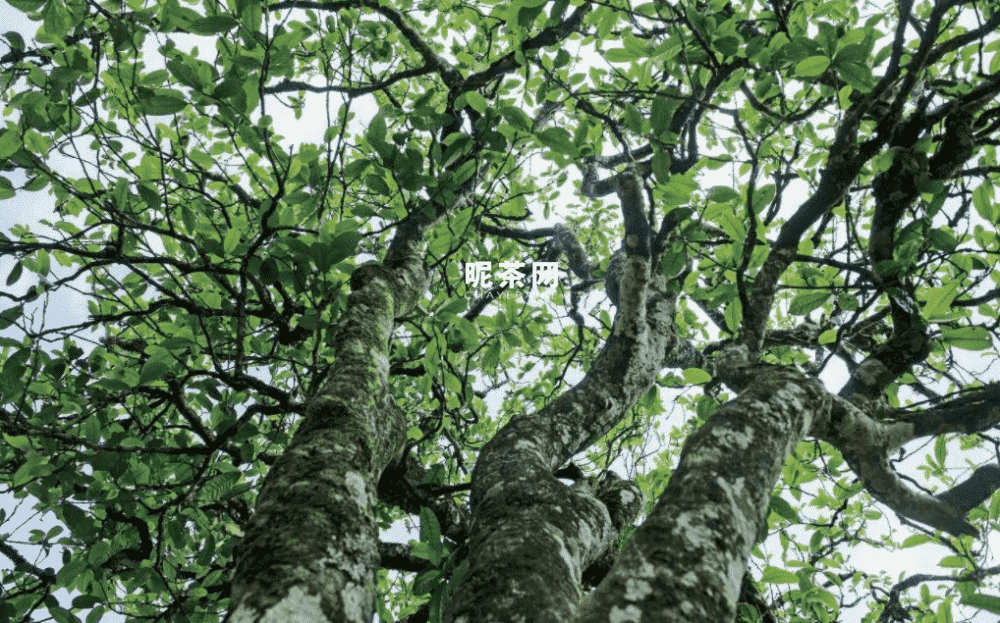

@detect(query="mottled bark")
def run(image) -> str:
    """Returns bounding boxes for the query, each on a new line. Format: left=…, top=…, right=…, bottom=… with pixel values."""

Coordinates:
left=227, top=251, right=428, bottom=622
left=577, top=367, right=831, bottom=622
left=445, top=174, right=682, bottom=623
left=582, top=473, right=645, bottom=587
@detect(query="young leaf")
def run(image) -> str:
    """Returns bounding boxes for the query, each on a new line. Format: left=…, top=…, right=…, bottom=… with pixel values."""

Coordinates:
left=788, top=291, right=830, bottom=316
left=682, top=368, right=712, bottom=384
left=795, top=56, right=830, bottom=78
left=941, top=326, right=991, bottom=351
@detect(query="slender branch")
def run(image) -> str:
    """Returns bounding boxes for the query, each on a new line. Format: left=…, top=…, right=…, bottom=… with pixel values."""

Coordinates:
left=269, top=0, right=461, bottom=85
left=263, top=65, right=435, bottom=97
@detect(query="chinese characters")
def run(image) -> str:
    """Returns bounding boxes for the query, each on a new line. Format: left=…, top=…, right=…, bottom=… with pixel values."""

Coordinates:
left=464, top=261, right=560, bottom=294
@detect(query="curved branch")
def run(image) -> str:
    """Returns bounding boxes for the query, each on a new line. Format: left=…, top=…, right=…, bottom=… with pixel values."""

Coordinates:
left=817, top=396, right=984, bottom=537
left=263, top=66, right=435, bottom=97
left=463, top=3, right=592, bottom=91
left=269, top=0, right=462, bottom=85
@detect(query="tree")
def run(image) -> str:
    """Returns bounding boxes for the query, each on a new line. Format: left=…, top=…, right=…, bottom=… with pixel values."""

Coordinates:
left=2, top=0, right=1000, bottom=620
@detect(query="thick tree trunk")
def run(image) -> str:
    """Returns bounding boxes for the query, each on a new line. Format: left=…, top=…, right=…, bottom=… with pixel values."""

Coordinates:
left=226, top=260, right=427, bottom=623
left=577, top=368, right=830, bottom=622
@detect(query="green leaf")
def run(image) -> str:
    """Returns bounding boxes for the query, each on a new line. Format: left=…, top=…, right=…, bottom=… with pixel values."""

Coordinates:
left=24, top=175, right=48, bottom=191
left=901, top=533, right=932, bottom=548
left=707, top=186, right=740, bottom=203
left=536, top=127, right=576, bottom=156
left=714, top=35, right=742, bottom=57
left=160, top=0, right=203, bottom=31
left=0, top=129, right=21, bottom=159
left=833, top=43, right=869, bottom=64
left=260, top=258, right=280, bottom=284
left=3, top=434, right=30, bottom=449
left=623, top=104, right=644, bottom=134
left=35, top=249, right=49, bottom=276
left=604, top=47, right=638, bottom=63
left=143, top=70, right=170, bottom=87
left=223, top=227, right=240, bottom=255
left=837, top=62, right=875, bottom=92
left=137, top=183, right=161, bottom=208
left=761, top=567, right=799, bottom=584
left=660, top=245, right=686, bottom=279
left=42, top=0, right=70, bottom=37
left=769, top=495, right=799, bottom=522
left=972, top=182, right=997, bottom=223
left=922, top=283, right=959, bottom=319
left=500, top=106, right=533, bottom=131
left=419, top=507, right=442, bottom=566
left=6, top=261, right=23, bottom=287
left=0, top=176, right=13, bottom=200
left=367, top=113, right=387, bottom=147
left=12, top=455, right=54, bottom=487
left=365, top=173, right=391, bottom=196
left=214, top=75, right=243, bottom=99
left=453, top=317, right=478, bottom=348
left=482, top=341, right=501, bottom=371
left=188, top=15, right=238, bottom=35
left=344, top=158, right=372, bottom=179
left=660, top=173, right=698, bottom=204
left=1, top=348, right=30, bottom=394
left=0, top=305, right=23, bottom=331
left=934, top=434, right=947, bottom=466
left=412, top=569, right=442, bottom=596
left=71, top=595, right=101, bottom=610
left=961, top=593, right=1000, bottom=614
left=623, top=32, right=652, bottom=58
left=651, top=96, right=678, bottom=134
left=808, top=530, right=823, bottom=551
left=651, top=151, right=672, bottom=183
left=3, top=31, right=25, bottom=51
left=5, top=0, right=42, bottom=11
left=138, top=90, right=188, bottom=116
left=167, top=58, right=210, bottom=91
left=138, top=359, right=171, bottom=386
left=235, top=0, right=261, bottom=30
left=927, top=228, right=958, bottom=252
left=940, top=326, right=991, bottom=351
left=788, top=291, right=830, bottom=315
left=724, top=299, right=740, bottom=332
left=411, top=541, right=437, bottom=563
left=682, top=368, right=712, bottom=384
left=320, top=232, right=360, bottom=266
left=795, top=56, right=830, bottom=78
left=461, top=91, right=487, bottom=114
left=752, top=184, right=776, bottom=210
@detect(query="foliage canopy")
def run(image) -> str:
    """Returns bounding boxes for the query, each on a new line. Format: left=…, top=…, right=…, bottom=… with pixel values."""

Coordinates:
left=2, top=0, right=1000, bottom=621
